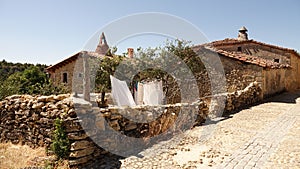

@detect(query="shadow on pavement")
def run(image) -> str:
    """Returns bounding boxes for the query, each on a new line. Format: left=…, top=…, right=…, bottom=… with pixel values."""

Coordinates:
left=263, top=91, right=300, bottom=104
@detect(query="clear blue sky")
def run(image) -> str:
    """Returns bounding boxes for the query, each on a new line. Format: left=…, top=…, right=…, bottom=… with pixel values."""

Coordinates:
left=0, top=0, right=299, bottom=65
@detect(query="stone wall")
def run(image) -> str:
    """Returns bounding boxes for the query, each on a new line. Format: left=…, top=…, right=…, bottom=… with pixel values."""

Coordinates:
left=0, top=94, right=208, bottom=166
left=219, top=55, right=263, bottom=92
left=67, top=99, right=208, bottom=165
left=286, top=53, right=300, bottom=91
left=207, top=81, right=262, bottom=118
left=225, top=82, right=262, bottom=112
left=48, top=54, right=84, bottom=91
left=208, top=51, right=288, bottom=99
left=263, top=69, right=286, bottom=97
left=0, top=78, right=264, bottom=166
left=0, top=94, right=72, bottom=148
left=188, top=50, right=264, bottom=99
left=0, top=80, right=264, bottom=167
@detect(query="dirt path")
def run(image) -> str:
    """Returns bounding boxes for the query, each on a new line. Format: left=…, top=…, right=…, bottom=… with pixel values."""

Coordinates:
left=120, top=92, right=300, bottom=169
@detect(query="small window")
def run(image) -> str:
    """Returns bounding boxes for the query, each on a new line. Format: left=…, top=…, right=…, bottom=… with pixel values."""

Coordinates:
left=274, top=59, right=280, bottom=63
left=63, top=73, right=68, bottom=83
left=237, top=46, right=242, bottom=52
left=78, top=73, right=83, bottom=78
left=46, top=73, right=51, bottom=78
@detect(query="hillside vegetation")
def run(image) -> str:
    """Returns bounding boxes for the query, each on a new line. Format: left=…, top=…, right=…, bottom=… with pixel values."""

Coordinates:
left=0, top=60, right=68, bottom=100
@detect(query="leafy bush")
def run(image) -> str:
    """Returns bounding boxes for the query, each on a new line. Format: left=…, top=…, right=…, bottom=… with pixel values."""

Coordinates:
left=0, top=65, right=69, bottom=100
left=50, top=118, right=70, bottom=160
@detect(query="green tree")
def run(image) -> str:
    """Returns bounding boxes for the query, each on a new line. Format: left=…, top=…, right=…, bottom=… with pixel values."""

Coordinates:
left=0, top=72, right=23, bottom=99
left=94, top=55, right=124, bottom=106
left=92, top=39, right=206, bottom=105
left=0, top=60, right=47, bottom=82
left=0, top=66, right=69, bottom=100
left=18, top=66, right=47, bottom=94
left=131, top=39, right=205, bottom=103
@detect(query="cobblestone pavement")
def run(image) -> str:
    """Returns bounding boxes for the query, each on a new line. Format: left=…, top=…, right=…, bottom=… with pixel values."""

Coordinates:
left=120, top=92, right=300, bottom=169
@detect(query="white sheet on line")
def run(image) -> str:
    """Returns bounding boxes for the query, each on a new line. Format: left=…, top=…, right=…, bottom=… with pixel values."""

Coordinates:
left=110, top=75, right=136, bottom=107
left=142, top=81, right=163, bottom=105
left=136, top=82, right=144, bottom=105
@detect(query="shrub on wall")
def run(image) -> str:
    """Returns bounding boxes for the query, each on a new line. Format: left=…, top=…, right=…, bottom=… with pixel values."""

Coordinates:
left=50, top=118, right=70, bottom=160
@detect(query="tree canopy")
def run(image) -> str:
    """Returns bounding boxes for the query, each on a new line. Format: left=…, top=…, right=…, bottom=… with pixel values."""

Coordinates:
left=94, top=39, right=206, bottom=104
left=0, top=61, right=69, bottom=100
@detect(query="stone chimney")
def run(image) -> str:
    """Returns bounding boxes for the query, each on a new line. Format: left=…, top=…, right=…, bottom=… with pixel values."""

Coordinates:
left=95, top=32, right=109, bottom=55
left=127, top=48, right=134, bottom=58
left=237, top=26, right=248, bottom=41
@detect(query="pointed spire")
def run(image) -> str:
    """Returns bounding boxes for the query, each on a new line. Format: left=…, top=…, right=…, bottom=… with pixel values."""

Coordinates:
left=95, top=32, right=109, bottom=55
left=237, top=26, right=248, bottom=41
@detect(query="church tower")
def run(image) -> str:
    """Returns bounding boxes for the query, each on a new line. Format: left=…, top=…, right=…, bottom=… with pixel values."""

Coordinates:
left=95, top=32, right=109, bottom=55
left=237, top=26, right=248, bottom=41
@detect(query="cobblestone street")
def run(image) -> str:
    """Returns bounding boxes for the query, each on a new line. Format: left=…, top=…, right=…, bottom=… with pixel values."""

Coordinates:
left=120, top=92, right=300, bottom=169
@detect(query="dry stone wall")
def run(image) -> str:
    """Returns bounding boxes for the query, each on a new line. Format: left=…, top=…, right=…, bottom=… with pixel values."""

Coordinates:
left=225, top=82, right=262, bottom=112
left=0, top=94, right=208, bottom=166
left=0, top=81, right=262, bottom=166
left=205, top=82, right=262, bottom=118
left=67, top=99, right=208, bottom=165
left=0, top=94, right=72, bottom=147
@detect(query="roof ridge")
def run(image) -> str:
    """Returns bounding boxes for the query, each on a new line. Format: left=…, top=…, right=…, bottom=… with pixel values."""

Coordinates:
left=46, top=51, right=105, bottom=71
left=204, top=38, right=299, bottom=56
left=209, top=48, right=290, bottom=69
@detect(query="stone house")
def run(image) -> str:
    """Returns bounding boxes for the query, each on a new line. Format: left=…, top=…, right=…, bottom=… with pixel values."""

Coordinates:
left=46, top=32, right=110, bottom=91
left=46, top=32, right=135, bottom=92
left=47, top=28, right=300, bottom=100
left=194, top=27, right=300, bottom=98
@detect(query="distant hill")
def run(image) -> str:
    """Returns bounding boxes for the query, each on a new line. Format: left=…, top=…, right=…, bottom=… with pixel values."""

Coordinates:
left=0, top=59, right=48, bottom=82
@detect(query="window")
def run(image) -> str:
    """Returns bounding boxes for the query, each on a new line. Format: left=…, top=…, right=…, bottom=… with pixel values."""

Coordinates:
left=237, top=46, right=242, bottom=52
left=274, top=59, right=280, bottom=63
left=63, top=73, right=68, bottom=83
left=78, top=73, right=83, bottom=78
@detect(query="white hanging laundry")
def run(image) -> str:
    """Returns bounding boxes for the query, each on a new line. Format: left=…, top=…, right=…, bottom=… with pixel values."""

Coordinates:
left=142, top=81, right=164, bottom=105
left=136, top=82, right=144, bottom=105
left=110, top=75, right=136, bottom=107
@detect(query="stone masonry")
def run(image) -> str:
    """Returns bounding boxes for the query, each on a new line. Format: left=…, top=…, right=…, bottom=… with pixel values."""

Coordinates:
left=0, top=81, right=263, bottom=167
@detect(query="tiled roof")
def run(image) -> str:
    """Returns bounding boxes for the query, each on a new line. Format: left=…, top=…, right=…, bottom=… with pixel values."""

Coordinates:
left=192, top=45, right=290, bottom=69
left=192, top=38, right=299, bottom=69
left=46, top=51, right=104, bottom=72
left=210, top=48, right=290, bottom=69
left=205, top=38, right=300, bottom=57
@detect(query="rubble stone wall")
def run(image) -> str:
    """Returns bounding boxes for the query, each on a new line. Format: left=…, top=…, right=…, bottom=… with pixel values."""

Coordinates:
left=68, top=100, right=208, bottom=165
left=220, top=56, right=263, bottom=92
left=189, top=52, right=264, bottom=98
left=263, top=69, right=286, bottom=97
left=0, top=94, right=208, bottom=166
left=286, top=54, right=300, bottom=91
left=224, top=82, right=262, bottom=112
left=0, top=94, right=72, bottom=148
left=0, top=81, right=263, bottom=166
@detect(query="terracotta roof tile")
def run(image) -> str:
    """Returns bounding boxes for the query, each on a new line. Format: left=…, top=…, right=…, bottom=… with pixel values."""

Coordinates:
left=209, top=48, right=290, bottom=69
left=193, top=37, right=298, bottom=69
left=46, top=51, right=105, bottom=72
left=193, top=45, right=288, bottom=68
left=204, top=38, right=299, bottom=57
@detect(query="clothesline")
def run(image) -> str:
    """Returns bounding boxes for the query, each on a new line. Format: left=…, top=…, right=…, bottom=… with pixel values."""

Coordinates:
left=110, top=75, right=164, bottom=106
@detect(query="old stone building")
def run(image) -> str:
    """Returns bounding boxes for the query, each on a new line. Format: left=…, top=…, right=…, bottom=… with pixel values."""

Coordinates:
left=47, top=28, right=300, bottom=100
left=195, top=27, right=300, bottom=98
left=46, top=32, right=110, bottom=90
